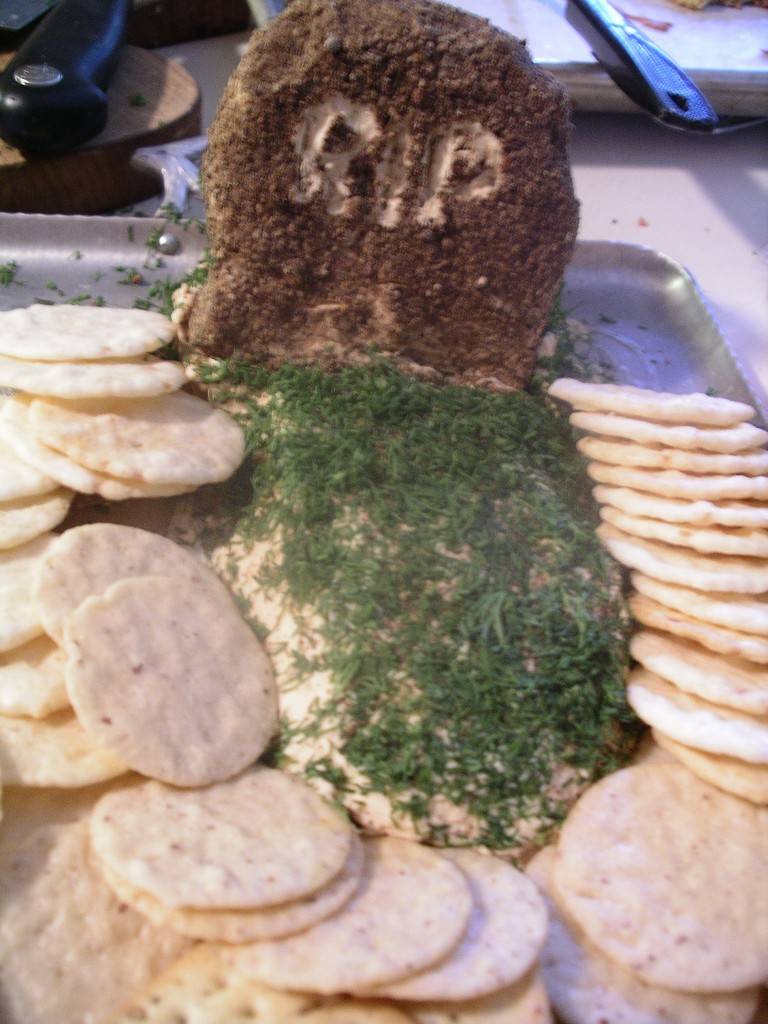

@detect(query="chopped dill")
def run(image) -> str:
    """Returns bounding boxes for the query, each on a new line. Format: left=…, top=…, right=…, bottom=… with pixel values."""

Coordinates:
left=191, top=354, right=638, bottom=853
left=0, top=260, right=20, bottom=286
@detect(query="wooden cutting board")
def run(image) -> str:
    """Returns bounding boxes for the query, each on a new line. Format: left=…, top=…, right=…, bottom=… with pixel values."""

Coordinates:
left=0, top=45, right=201, bottom=214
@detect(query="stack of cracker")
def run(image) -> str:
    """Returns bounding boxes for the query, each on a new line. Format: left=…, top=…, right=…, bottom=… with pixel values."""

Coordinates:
left=0, top=303, right=245, bottom=500
left=525, top=763, right=768, bottom=1024
left=0, top=518, right=555, bottom=1023
left=550, top=378, right=768, bottom=806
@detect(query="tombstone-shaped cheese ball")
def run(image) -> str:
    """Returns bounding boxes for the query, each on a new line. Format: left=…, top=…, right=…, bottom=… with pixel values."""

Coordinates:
left=186, top=0, right=579, bottom=389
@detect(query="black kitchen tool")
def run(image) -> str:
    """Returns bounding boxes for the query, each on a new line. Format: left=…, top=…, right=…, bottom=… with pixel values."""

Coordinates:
left=0, top=0, right=59, bottom=32
left=566, top=0, right=766, bottom=133
left=0, top=0, right=130, bottom=154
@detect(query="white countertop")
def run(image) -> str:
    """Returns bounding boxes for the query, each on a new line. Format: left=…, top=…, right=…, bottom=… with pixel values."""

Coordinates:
left=161, top=30, right=768, bottom=409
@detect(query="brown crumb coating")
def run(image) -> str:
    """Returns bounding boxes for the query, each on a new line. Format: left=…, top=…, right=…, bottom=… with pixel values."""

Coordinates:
left=186, top=0, right=580, bottom=389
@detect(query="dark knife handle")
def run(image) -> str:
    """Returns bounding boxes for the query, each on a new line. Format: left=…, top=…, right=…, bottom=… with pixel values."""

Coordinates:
left=0, top=0, right=130, bottom=155
left=566, top=0, right=719, bottom=132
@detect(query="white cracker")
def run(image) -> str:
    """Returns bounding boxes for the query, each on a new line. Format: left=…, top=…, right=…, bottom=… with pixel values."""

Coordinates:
left=0, top=304, right=175, bottom=360
left=226, top=837, right=474, bottom=994
left=29, top=392, right=245, bottom=486
left=35, top=523, right=226, bottom=644
left=0, top=635, right=68, bottom=718
left=549, top=378, right=755, bottom=426
left=527, top=846, right=759, bottom=1024
left=554, top=763, right=768, bottom=991
left=0, top=821, right=189, bottom=1024
left=0, top=708, right=126, bottom=785
left=64, top=575, right=278, bottom=786
left=0, top=532, right=54, bottom=651
left=411, top=972, right=552, bottom=1024
left=601, top=505, right=768, bottom=557
left=100, top=833, right=364, bottom=943
left=571, top=411, right=767, bottom=453
left=594, top=485, right=768, bottom=529
left=598, top=523, right=768, bottom=593
left=631, top=629, right=768, bottom=714
left=0, top=434, right=58, bottom=501
left=588, top=462, right=768, bottom=501
left=370, top=848, right=547, bottom=1001
left=630, top=593, right=768, bottom=664
left=0, top=352, right=185, bottom=398
left=578, top=435, right=768, bottom=475
left=111, top=944, right=414, bottom=1024
left=653, top=730, right=768, bottom=805
left=632, top=573, right=768, bottom=636
left=0, top=398, right=194, bottom=499
left=627, top=668, right=768, bottom=764
left=91, top=769, right=354, bottom=909
left=0, top=489, right=72, bottom=550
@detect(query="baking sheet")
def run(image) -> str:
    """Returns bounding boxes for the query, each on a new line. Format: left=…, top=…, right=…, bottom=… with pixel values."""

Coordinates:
left=450, top=0, right=768, bottom=115
left=0, top=214, right=763, bottom=422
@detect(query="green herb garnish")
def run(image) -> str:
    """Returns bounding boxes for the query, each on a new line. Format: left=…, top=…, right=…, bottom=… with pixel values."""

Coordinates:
left=0, top=260, right=19, bottom=286
left=190, top=351, right=637, bottom=854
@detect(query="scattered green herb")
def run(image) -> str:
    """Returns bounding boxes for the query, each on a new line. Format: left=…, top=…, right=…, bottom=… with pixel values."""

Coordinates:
left=192, top=352, right=637, bottom=853
left=0, top=260, right=20, bottom=286
left=115, top=266, right=145, bottom=286
left=127, top=225, right=135, bottom=243
left=65, top=293, right=92, bottom=305
left=129, top=93, right=147, bottom=108
left=68, top=250, right=82, bottom=261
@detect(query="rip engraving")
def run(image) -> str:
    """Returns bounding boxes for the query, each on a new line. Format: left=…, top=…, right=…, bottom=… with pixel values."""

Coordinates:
left=293, top=99, right=503, bottom=226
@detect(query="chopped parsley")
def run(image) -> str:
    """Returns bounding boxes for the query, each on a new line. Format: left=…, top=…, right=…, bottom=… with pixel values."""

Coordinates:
left=0, top=260, right=20, bottom=286
left=191, top=354, right=639, bottom=853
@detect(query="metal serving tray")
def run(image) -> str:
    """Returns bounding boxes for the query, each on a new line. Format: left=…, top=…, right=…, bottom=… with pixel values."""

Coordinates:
left=0, top=214, right=763, bottom=422
left=450, top=0, right=768, bottom=117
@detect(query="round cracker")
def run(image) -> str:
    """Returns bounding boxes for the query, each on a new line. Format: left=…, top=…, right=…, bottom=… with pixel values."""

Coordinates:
left=370, top=848, right=547, bottom=1001
left=100, top=832, right=364, bottom=943
left=633, top=572, right=768, bottom=636
left=411, top=972, right=552, bottom=1024
left=601, top=505, right=768, bottom=557
left=0, top=399, right=194, bottom=500
left=0, top=304, right=174, bottom=361
left=589, top=462, right=768, bottom=501
left=654, top=731, right=768, bottom=805
left=579, top=435, right=768, bottom=475
left=91, top=769, right=353, bottom=910
left=0, top=821, right=188, bottom=1024
left=227, top=837, right=473, bottom=995
left=0, top=635, right=68, bottom=718
left=64, top=575, right=278, bottom=787
left=0, top=435, right=57, bottom=501
left=627, top=668, right=768, bottom=764
left=35, top=523, right=228, bottom=644
left=630, top=593, right=768, bottom=664
left=594, top=485, right=768, bottom=529
left=29, top=392, right=245, bottom=487
left=0, top=489, right=72, bottom=550
left=631, top=629, right=768, bottom=714
left=0, top=352, right=186, bottom=399
left=112, top=944, right=414, bottom=1024
left=549, top=379, right=755, bottom=426
left=597, top=523, right=768, bottom=593
left=0, top=708, right=126, bottom=786
left=571, top=411, right=767, bottom=454
left=554, top=762, right=768, bottom=991
left=0, top=532, right=55, bottom=652
left=526, top=845, right=759, bottom=1024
